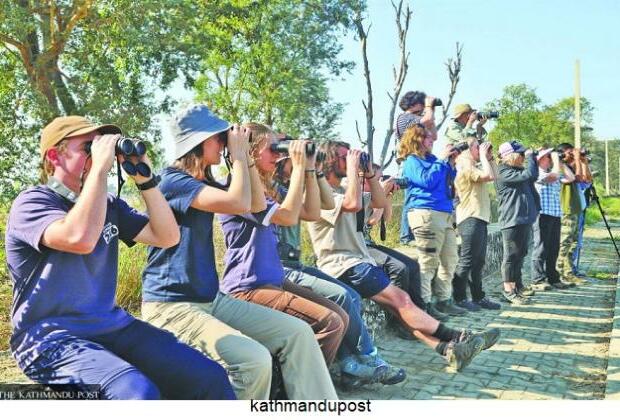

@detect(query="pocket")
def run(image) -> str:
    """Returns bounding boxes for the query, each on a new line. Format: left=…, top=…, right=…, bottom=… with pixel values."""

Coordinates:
left=408, top=209, right=432, bottom=229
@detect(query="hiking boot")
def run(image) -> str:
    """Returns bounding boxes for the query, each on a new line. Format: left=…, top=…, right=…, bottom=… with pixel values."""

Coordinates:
left=564, top=273, right=586, bottom=285
left=517, top=285, right=535, bottom=297
left=455, top=299, right=481, bottom=312
left=474, top=297, right=501, bottom=310
left=531, top=282, right=552, bottom=291
left=502, top=290, right=529, bottom=305
left=339, top=356, right=387, bottom=388
left=549, top=281, right=570, bottom=290
left=445, top=335, right=484, bottom=372
left=435, top=299, right=467, bottom=316
left=461, top=328, right=501, bottom=350
left=358, top=354, right=407, bottom=386
left=426, top=303, right=449, bottom=321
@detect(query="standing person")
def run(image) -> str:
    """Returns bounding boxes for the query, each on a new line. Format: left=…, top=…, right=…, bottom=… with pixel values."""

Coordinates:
left=555, top=143, right=587, bottom=284
left=400, top=124, right=466, bottom=318
left=444, top=104, right=488, bottom=144
left=307, top=140, right=500, bottom=373
left=572, top=154, right=593, bottom=277
left=5, top=116, right=234, bottom=399
left=273, top=156, right=406, bottom=387
left=141, top=105, right=337, bottom=400
left=218, top=123, right=348, bottom=369
left=452, top=137, right=502, bottom=311
left=495, top=141, right=540, bottom=304
left=531, top=147, right=575, bottom=290
left=394, top=91, right=440, bottom=245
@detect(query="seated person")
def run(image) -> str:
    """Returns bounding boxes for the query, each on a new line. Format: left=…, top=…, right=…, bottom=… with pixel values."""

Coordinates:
left=5, top=116, right=234, bottom=399
left=217, top=124, right=348, bottom=368
left=306, top=140, right=500, bottom=372
left=273, top=153, right=405, bottom=386
left=141, top=105, right=337, bottom=399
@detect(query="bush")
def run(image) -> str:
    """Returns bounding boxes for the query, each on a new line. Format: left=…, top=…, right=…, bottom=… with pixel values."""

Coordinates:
left=585, top=195, right=620, bottom=225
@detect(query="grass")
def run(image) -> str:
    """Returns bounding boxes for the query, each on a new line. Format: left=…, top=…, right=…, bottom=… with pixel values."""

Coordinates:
left=585, top=194, right=620, bottom=225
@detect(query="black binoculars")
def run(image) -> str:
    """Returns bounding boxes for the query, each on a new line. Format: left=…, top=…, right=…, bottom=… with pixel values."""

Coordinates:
left=453, top=142, right=470, bottom=153
left=85, top=137, right=151, bottom=177
left=270, top=140, right=316, bottom=156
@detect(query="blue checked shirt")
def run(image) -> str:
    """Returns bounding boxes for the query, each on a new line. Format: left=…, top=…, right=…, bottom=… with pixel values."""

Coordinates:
left=535, top=169, right=562, bottom=218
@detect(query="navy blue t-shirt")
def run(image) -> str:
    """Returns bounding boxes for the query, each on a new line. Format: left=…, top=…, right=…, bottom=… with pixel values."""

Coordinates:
left=142, top=167, right=220, bottom=302
left=5, top=186, right=148, bottom=370
left=218, top=199, right=284, bottom=294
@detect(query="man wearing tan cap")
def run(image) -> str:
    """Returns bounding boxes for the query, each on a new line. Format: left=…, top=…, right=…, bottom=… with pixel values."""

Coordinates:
left=444, top=104, right=488, bottom=145
left=4, top=116, right=235, bottom=399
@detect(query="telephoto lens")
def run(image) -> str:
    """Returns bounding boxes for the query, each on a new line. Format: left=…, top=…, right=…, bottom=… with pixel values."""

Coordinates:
left=477, top=111, right=500, bottom=120
left=453, top=142, right=469, bottom=153
left=270, top=140, right=316, bottom=156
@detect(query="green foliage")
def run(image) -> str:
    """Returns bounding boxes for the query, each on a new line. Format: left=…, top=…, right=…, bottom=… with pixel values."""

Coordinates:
left=193, top=0, right=363, bottom=139
left=585, top=193, right=620, bottom=225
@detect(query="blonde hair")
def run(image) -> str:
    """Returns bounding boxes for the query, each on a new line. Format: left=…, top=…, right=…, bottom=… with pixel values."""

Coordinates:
left=398, top=125, right=427, bottom=159
left=40, top=139, right=68, bottom=183
left=502, top=152, right=524, bottom=167
left=173, top=143, right=207, bottom=180
left=245, top=122, right=278, bottom=198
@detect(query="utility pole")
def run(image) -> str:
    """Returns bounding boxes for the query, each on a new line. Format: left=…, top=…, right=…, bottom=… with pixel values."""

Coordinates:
left=605, top=139, right=610, bottom=195
left=574, top=60, right=581, bottom=150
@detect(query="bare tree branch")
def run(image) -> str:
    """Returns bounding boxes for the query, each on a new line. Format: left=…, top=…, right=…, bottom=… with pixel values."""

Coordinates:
left=436, top=42, right=463, bottom=130
left=354, top=9, right=374, bottom=160
left=355, top=120, right=365, bottom=147
left=378, top=0, right=412, bottom=167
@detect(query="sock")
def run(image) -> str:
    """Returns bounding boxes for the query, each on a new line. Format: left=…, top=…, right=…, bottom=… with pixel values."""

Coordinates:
left=432, top=323, right=462, bottom=342
left=435, top=341, right=449, bottom=356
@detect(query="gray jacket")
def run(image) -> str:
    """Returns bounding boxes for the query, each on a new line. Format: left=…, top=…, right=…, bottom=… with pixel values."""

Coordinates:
left=495, top=154, right=541, bottom=229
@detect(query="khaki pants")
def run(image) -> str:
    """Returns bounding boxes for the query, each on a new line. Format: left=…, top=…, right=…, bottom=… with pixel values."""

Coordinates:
left=408, top=209, right=458, bottom=303
left=142, top=293, right=337, bottom=400
left=232, top=280, right=348, bottom=367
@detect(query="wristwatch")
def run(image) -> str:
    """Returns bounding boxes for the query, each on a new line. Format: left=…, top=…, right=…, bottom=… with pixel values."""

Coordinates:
left=136, top=175, right=161, bottom=191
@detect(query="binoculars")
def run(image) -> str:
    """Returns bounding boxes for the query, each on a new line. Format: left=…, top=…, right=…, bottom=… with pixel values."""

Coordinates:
left=270, top=140, right=316, bottom=156
left=476, top=111, right=500, bottom=120
left=85, top=137, right=151, bottom=177
left=453, top=142, right=470, bottom=153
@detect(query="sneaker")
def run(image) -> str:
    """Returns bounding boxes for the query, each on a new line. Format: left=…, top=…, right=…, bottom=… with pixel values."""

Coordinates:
left=531, top=282, right=552, bottom=291
left=445, top=335, right=484, bottom=372
left=339, top=356, right=387, bottom=387
left=435, top=299, right=467, bottom=316
left=461, top=328, right=501, bottom=350
left=358, top=354, right=407, bottom=385
left=562, top=273, right=585, bottom=284
left=549, top=281, right=570, bottom=290
left=474, top=297, right=501, bottom=310
left=455, top=300, right=481, bottom=312
left=517, top=285, right=535, bottom=297
left=426, top=303, right=449, bottom=322
left=502, top=290, right=529, bottom=305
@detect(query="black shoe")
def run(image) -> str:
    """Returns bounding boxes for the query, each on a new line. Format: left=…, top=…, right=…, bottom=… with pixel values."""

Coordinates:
left=549, top=281, right=570, bottom=290
left=445, top=335, right=484, bottom=372
left=502, top=290, right=529, bottom=305
left=435, top=299, right=467, bottom=316
left=455, top=300, right=482, bottom=312
left=426, top=303, right=449, bottom=321
left=461, top=328, right=501, bottom=350
left=474, top=297, right=501, bottom=310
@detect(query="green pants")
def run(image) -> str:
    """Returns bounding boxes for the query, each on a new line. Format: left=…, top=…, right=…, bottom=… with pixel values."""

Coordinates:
left=556, top=214, right=579, bottom=277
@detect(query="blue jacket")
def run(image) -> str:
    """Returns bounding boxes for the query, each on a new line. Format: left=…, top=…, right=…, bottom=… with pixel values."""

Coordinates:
left=402, top=154, right=456, bottom=214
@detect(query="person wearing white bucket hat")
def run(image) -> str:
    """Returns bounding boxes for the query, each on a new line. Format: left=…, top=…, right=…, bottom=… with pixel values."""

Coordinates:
left=141, top=104, right=337, bottom=399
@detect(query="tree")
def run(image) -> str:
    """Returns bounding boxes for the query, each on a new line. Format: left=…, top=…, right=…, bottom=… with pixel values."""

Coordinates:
left=0, top=0, right=208, bottom=199
left=193, top=0, right=363, bottom=139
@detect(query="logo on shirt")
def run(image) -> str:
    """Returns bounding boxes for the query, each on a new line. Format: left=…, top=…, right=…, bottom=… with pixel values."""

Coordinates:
left=102, top=222, right=119, bottom=244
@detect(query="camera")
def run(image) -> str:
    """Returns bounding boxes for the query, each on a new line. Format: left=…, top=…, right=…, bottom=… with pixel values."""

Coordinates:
left=270, top=140, right=316, bottom=157
left=476, top=111, right=500, bottom=120
left=380, top=175, right=408, bottom=189
left=359, top=152, right=371, bottom=172
left=453, top=142, right=469, bottom=153
left=431, top=98, right=443, bottom=107
left=85, top=137, right=151, bottom=177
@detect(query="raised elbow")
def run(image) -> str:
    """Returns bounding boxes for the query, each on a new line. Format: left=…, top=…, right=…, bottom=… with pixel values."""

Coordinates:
left=341, top=202, right=363, bottom=213
left=65, top=235, right=98, bottom=255
left=161, top=228, right=181, bottom=249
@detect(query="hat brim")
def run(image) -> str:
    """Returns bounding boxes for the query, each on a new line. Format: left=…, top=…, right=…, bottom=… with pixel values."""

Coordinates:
left=174, top=122, right=231, bottom=160
left=65, top=123, right=122, bottom=138
left=537, top=148, right=553, bottom=160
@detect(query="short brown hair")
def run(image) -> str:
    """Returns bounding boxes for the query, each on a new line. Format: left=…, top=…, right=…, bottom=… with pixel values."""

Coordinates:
left=319, top=140, right=350, bottom=177
left=40, top=139, right=68, bottom=183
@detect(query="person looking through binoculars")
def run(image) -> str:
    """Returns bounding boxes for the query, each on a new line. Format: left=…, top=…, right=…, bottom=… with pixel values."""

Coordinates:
left=445, top=103, right=498, bottom=145
left=5, top=115, right=235, bottom=399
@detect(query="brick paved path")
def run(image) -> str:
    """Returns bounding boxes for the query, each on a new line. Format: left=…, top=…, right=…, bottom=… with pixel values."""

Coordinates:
left=340, top=225, right=620, bottom=400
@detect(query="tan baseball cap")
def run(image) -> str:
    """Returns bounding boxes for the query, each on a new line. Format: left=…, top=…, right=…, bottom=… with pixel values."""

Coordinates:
left=40, top=116, right=122, bottom=159
left=452, top=103, right=473, bottom=119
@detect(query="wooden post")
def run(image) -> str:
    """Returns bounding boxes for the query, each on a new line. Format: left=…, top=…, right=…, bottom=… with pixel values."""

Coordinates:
left=618, top=156, right=620, bottom=194
left=605, top=139, right=610, bottom=195
left=574, top=60, right=581, bottom=150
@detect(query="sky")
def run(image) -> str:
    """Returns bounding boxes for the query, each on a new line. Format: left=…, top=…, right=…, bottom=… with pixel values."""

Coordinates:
left=162, top=0, right=620, bottom=164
